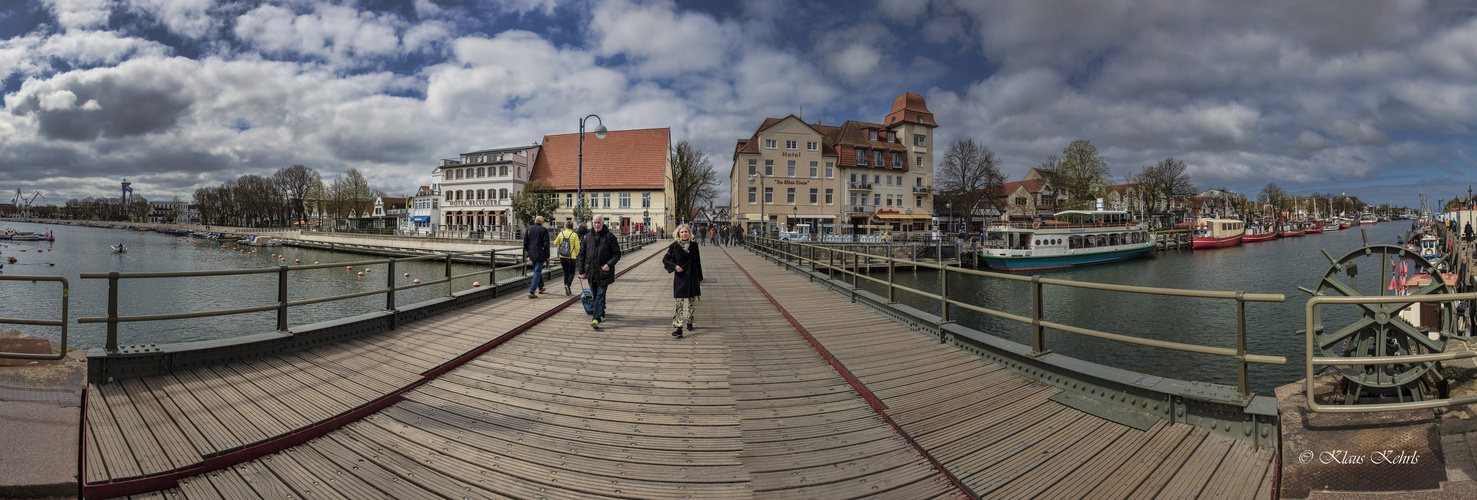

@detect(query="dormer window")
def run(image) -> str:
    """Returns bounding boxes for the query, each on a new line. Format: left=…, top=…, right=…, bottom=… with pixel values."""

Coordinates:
left=869, top=130, right=877, bottom=141
left=856, top=150, right=867, bottom=166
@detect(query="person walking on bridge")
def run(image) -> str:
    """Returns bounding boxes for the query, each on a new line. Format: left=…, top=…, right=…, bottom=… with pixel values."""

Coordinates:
left=523, top=216, right=549, bottom=298
left=663, top=224, right=704, bottom=338
left=578, top=215, right=622, bottom=330
left=552, top=221, right=580, bottom=295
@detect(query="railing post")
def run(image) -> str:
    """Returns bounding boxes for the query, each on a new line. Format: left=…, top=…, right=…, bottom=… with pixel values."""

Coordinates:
left=887, top=253, right=896, bottom=303
left=1236, top=292, right=1250, bottom=402
left=106, top=272, right=119, bottom=352
left=386, top=258, right=396, bottom=312
left=277, top=265, right=289, bottom=332
left=489, top=249, right=497, bottom=296
left=446, top=253, right=454, bottom=296
left=940, top=263, right=950, bottom=324
left=1031, top=275, right=1047, bottom=356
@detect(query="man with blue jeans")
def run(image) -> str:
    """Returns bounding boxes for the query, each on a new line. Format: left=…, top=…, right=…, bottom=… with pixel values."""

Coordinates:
left=577, top=215, right=622, bottom=329
left=523, top=215, right=550, bottom=298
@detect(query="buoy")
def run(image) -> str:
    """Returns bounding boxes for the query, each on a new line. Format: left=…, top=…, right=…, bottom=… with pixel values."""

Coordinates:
left=403, top=273, right=410, bottom=277
left=472, top=282, right=481, bottom=287
left=49, top=262, right=54, bottom=266
left=314, top=261, right=319, bottom=265
left=347, top=265, right=353, bottom=269
left=357, top=272, right=363, bottom=276
left=364, top=268, right=370, bottom=272
left=412, top=279, right=421, bottom=284
left=295, top=259, right=300, bottom=263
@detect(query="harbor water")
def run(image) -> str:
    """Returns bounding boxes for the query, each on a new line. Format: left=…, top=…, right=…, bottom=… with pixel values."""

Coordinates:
left=0, top=221, right=505, bottom=351
left=867, top=221, right=1417, bottom=396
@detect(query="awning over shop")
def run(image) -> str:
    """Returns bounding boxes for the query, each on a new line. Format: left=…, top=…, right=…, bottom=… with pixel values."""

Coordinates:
left=873, top=213, right=930, bottom=219
left=411, top=216, right=430, bottom=222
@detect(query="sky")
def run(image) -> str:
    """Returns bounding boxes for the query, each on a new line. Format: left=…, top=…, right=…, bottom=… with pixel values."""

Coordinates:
left=2, top=0, right=1476, bottom=209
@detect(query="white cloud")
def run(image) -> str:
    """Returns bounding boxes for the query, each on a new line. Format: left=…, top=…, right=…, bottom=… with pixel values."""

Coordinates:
left=43, top=0, right=113, bottom=31
left=38, top=29, right=170, bottom=65
left=124, top=0, right=216, bottom=39
left=877, top=0, right=928, bottom=22
left=39, top=89, right=79, bottom=110
left=588, top=0, right=739, bottom=78
left=827, top=43, right=882, bottom=80
left=489, top=0, right=560, bottom=16
left=233, top=3, right=406, bottom=63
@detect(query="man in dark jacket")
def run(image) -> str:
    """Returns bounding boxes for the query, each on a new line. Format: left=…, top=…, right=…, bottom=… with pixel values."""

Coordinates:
left=578, top=215, right=622, bottom=329
left=523, top=216, right=550, bottom=298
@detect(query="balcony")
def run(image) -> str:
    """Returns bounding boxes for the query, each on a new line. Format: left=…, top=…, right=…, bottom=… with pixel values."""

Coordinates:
left=848, top=182, right=873, bottom=191
left=912, top=185, right=931, bottom=194
left=849, top=206, right=868, bottom=213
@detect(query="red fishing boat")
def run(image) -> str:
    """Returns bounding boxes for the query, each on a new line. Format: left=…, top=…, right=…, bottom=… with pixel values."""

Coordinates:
left=1191, top=218, right=1244, bottom=249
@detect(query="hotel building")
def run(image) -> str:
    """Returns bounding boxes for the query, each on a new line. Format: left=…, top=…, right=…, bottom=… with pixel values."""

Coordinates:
left=432, top=145, right=538, bottom=233
left=730, top=92, right=937, bottom=235
left=530, top=127, right=673, bottom=235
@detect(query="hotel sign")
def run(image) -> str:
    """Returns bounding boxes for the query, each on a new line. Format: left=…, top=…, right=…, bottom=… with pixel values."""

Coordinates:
left=774, top=179, right=810, bottom=185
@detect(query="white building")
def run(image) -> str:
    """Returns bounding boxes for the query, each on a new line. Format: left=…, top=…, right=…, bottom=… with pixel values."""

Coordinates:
left=408, top=185, right=438, bottom=235
left=432, top=145, right=539, bottom=234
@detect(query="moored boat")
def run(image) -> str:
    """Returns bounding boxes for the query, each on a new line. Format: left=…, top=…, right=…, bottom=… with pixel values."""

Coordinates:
left=1242, top=222, right=1277, bottom=243
left=1192, top=218, right=1244, bottom=249
left=1277, top=220, right=1305, bottom=238
left=1359, top=214, right=1377, bottom=225
left=978, top=210, right=1155, bottom=271
left=10, top=231, right=39, bottom=241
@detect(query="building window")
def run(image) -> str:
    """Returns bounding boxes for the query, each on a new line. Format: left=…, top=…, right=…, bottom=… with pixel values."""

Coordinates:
left=764, top=187, right=773, bottom=204
left=565, top=193, right=573, bottom=208
left=825, top=189, right=833, bottom=205
left=916, top=156, right=922, bottom=166
left=785, top=140, right=797, bottom=150
left=748, top=187, right=757, bottom=204
left=603, top=192, right=611, bottom=208
left=850, top=173, right=856, bottom=182
left=825, top=162, right=833, bottom=178
left=809, top=188, right=817, bottom=204
left=874, top=175, right=880, bottom=184
left=916, top=177, right=923, bottom=186
left=787, top=160, right=795, bottom=177
left=501, top=188, right=509, bottom=199
left=856, top=150, right=867, bottom=165
left=874, top=194, right=881, bottom=206
left=642, top=192, right=651, bottom=208
left=806, top=141, right=818, bottom=151
left=869, top=130, right=877, bottom=141
left=874, top=151, right=883, bottom=167
left=455, top=170, right=462, bottom=179
left=477, top=189, right=485, bottom=199
left=765, top=159, right=773, bottom=175
left=892, top=152, right=901, bottom=167
left=809, top=161, right=817, bottom=177
left=886, top=195, right=893, bottom=206
left=914, top=135, right=925, bottom=146
left=518, top=167, right=523, bottom=178
left=916, top=197, right=923, bottom=207
left=765, top=139, right=777, bottom=149
left=851, top=193, right=858, bottom=205
left=787, top=188, right=795, bottom=204
left=477, top=167, right=484, bottom=177
left=886, top=176, right=892, bottom=186
left=619, top=192, right=631, bottom=208
left=748, top=159, right=756, bottom=176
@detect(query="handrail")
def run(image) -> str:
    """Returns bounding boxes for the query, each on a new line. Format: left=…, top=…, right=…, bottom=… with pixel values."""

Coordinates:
left=749, top=235, right=1287, bottom=402
left=0, top=275, right=69, bottom=360
left=79, top=234, right=654, bottom=352
left=1304, top=292, right=1477, bottom=413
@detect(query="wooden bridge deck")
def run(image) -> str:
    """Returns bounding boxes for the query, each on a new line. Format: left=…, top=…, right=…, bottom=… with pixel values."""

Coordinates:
left=102, top=242, right=1274, bottom=499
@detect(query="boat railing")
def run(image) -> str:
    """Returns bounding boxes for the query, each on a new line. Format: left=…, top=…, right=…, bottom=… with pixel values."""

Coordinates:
left=78, top=234, right=654, bottom=353
left=985, top=221, right=1142, bottom=230
left=747, top=235, right=1287, bottom=403
left=1303, top=292, right=1477, bottom=413
left=0, top=275, right=69, bottom=360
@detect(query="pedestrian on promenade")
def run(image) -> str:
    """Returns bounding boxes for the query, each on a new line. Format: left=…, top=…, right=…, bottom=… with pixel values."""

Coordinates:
left=577, top=221, right=589, bottom=239
left=552, top=221, right=580, bottom=295
left=523, top=216, right=550, bottom=298
left=578, top=215, right=622, bottom=330
left=709, top=226, right=718, bottom=246
left=663, top=224, right=703, bottom=339
left=1465, top=221, right=1473, bottom=242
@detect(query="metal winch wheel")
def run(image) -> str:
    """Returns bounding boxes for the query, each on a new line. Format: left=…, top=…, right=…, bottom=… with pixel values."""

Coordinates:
left=1308, top=230, right=1453, bottom=403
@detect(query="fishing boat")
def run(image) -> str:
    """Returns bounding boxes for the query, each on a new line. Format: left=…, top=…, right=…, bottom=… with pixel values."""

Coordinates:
left=1417, top=232, right=1441, bottom=261
left=1304, top=220, right=1324, bottom=234
left=1277, top=220, right=1305, bottom=238
left=1359, top=214, right=1377, bottom=225
left=1337, top=218, right=1351, bottom=230
left=977, top=210, right=1155, bottom=271
left=1191, top=218, right=1244, bottom=249
left=1242, top=222, right=1278, bottom=243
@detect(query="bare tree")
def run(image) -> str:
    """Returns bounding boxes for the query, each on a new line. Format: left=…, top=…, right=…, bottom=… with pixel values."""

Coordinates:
left=273, top=164, right=319, bottom=226
left=1132, top=157, right=1196, bottom=215
left=668, top=140, right=719, bottom=225
left=1257, top=182, right=1288, bottom=218
left=343, top=169, right=374, bottom=222
left=936, top=138, right=1005, bottom=230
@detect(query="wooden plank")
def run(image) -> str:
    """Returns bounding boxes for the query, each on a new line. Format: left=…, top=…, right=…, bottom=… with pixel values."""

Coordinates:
left=200, top=466, right=265, bottom=500
left=258, top=449, right=354, bottom=500
left=281, top=440, right=396, bottom=500
left=175, top=471, right=223, bottom=500
left=118, top=378, right=202, bottom=472
left=86, top=385, right=142, bottom=481
left=84, top=423, right=109, bottom=485
left=329, top=426, right=511, bottom=499
left=266, top=354, right=376, bottom=408
left=144, top=374, right=240, bottom=455
left=1123, top=426, right=1210, bottom=499
left=204, top=365, right=314, bottom=433
left=1085, top=423, right=1198, bottom=499
left=191, top=366, right=291, bottom=439
left=233, top=460, right=304, bottom=499
left=1036, top=421, right=1163, bottom=500
left=172, top=370, right=269, bottom=447
left=989, top=421, right=1129, bottom=499
left=1152, top=431, right=1234, bottom=499
left=961, top=413, right=1103, bottom=494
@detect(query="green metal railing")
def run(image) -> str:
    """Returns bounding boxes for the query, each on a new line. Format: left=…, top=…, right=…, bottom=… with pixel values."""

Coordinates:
left=0, top=275, right=69, bottom=360
left=748, top=236, right=1288, bottom=402
left=79, top=234, right=653, bottom=352
left=1304, top=292, right=1477, bottom=413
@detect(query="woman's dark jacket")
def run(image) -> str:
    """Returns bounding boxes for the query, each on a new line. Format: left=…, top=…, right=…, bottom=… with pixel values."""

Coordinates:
left=662, top=241, right=703, bottom=298
left=577, top=227, right=622, bottom=285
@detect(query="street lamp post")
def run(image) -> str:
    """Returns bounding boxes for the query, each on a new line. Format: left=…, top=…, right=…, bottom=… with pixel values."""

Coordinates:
left=749, top=172, right=766, bottom=236
left=577, top=114, right=608, bottom=227
left=946, top=202, right=953, bottom=234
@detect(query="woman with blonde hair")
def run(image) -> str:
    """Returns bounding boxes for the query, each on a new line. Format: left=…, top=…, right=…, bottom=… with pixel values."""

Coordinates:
left=662, top=223, right=704, bottom=338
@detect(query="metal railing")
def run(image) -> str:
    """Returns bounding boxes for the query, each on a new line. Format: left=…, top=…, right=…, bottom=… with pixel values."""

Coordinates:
left=749, top=236, right=1288, bottom=402
left=1304, top=292, right=1477, bottom=413
left=0, top=275, right=69, bottom=360
left=79, top=234, right=653, bottom=353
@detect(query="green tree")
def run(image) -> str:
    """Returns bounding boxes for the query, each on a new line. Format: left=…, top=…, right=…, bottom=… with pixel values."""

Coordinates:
left=1055, top=140, right=1110, bottom=209
left=510, top=179, right=559, bottom=226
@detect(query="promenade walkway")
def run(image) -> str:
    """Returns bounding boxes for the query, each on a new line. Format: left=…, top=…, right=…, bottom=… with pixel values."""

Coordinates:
left=105, top=243, right=1275, bottom=498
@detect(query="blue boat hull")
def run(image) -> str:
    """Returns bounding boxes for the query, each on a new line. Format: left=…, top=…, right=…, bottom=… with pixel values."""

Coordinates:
left=980, top=245, right=1156, bottom=271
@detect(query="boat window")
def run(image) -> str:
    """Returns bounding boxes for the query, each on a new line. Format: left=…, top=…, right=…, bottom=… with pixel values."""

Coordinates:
left=1069, top=236, right=1081, bottom=249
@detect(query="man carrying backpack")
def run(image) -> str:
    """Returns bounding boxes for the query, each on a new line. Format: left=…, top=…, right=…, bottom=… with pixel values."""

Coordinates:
left=552, top=221, right=580, bottom=295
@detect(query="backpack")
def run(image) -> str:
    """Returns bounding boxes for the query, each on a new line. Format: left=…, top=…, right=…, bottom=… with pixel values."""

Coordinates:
left=557, top=232, right=572, bottom=258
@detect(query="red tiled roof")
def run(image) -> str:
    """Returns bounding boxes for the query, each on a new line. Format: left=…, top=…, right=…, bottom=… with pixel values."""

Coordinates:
left=532, top=127, right=669, bottom=191
left=884, top=92, right=938, bottom=127
left=1001, top=178, right=1046, bottom=194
